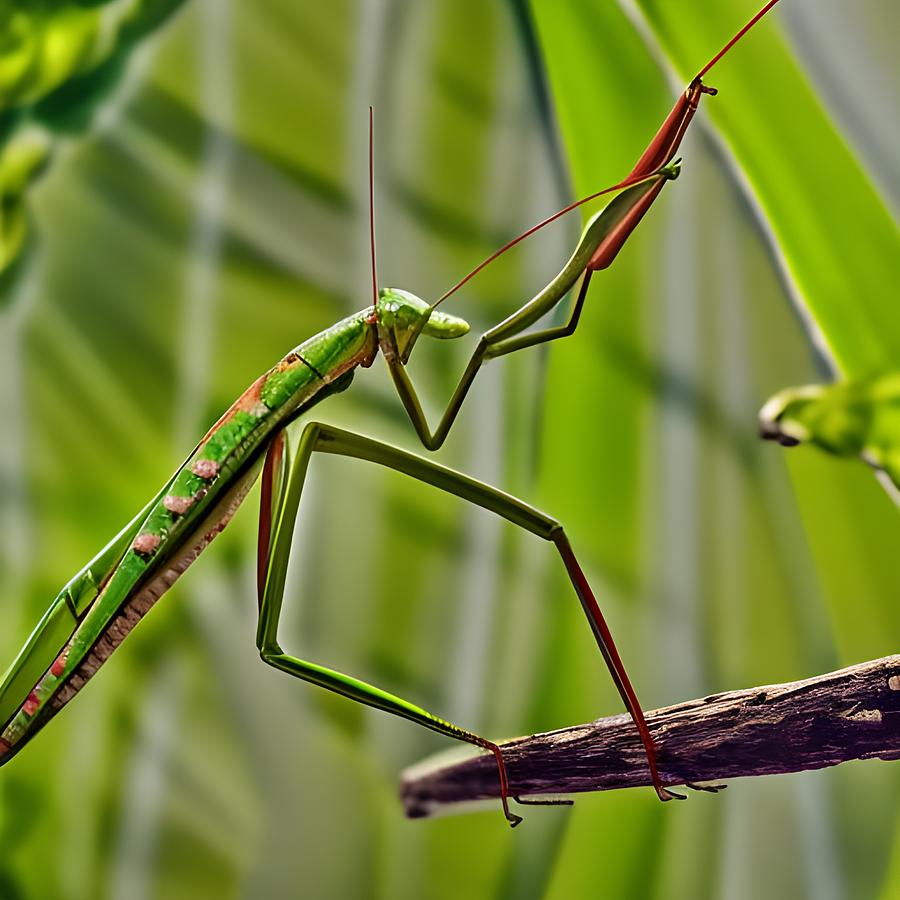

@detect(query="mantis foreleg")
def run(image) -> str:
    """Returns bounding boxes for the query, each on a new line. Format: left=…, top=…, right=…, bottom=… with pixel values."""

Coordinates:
left=388, top=268, right=594, bottom=453
left=385, top=169, right=677, bottom=451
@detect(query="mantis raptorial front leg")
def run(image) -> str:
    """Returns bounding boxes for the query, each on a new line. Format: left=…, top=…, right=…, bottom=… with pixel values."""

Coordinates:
left=256, top=423, right=685, bottom=827
left=385, top=168, right=678, bottom=453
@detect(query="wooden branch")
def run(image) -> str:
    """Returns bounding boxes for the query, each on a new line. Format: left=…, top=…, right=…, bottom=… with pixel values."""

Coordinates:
left=401, top=655, right=900, bottom=819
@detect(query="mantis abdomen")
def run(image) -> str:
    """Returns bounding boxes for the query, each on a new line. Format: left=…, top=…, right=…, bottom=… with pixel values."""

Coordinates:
left=0, top=310, right=375, bottom=759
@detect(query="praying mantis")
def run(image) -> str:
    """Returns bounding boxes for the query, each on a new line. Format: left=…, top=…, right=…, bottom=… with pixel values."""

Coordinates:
left=0, top=1, right=785, bottom=827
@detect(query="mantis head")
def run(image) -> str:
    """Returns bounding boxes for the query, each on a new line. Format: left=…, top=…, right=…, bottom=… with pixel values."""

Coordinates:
left=759, top=383, right=870, bottom=454
left=376, top=288, right=469, bottom=363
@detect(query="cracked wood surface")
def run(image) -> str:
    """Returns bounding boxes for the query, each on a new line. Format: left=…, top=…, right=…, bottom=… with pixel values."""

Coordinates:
left=400, top=655, right=900, bottom=819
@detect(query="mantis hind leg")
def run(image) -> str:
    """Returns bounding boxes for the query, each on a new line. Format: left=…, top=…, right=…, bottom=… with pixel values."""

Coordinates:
left=256, top=423, right=524, bottom=826
left=256, top=422, right=681, bottom=823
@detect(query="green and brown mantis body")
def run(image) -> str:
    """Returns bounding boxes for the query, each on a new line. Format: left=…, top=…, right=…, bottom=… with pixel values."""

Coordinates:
left=0, top=1, right=784, bottom=826
left=0, top=172, right=678, bottom=828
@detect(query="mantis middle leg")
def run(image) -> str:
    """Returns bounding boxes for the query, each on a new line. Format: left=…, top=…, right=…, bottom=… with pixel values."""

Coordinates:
left=256, top=423, right=683, bottom=828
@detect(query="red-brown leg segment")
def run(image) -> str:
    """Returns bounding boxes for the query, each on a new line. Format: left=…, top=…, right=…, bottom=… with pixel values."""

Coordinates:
left=257, top=431, right=285, bottom=609
left=552, top=531, right=684, bottom=802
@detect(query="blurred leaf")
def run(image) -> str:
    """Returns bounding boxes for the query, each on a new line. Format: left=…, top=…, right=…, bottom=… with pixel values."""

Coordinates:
left=0, top=0, right=187, bottom=279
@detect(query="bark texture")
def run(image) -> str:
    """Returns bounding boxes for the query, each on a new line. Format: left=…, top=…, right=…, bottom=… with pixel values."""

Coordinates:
left=401, top=655, right=900, bottom=818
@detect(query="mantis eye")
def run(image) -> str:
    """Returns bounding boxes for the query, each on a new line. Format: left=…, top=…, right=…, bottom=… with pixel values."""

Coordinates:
left=422, top=309, right=469, bottom=339
left=377, top=288, right=469, bottom=342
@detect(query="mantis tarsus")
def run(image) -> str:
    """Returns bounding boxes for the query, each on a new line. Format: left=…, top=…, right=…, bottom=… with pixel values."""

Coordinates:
left=0, top=1, right=783, bottom=827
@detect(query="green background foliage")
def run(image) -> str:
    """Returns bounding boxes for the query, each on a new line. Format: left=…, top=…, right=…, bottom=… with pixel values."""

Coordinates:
left=0, top=1, right=897, bottom=897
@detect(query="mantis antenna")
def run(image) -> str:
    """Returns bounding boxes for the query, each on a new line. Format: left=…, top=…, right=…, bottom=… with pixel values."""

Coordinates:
left=430, top=173, right=660, bottom=310
left=695, top=0, right=783, bottom=80
left=431, top=0, right=785, bottom=310
left=369, top=105, right=379, bottom=310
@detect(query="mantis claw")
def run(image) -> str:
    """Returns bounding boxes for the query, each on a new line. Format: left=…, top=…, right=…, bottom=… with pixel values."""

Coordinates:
left=654, top=781, right=727, bottom=800
left=655, top=785, right=687, bottom=802
left=513, top=794, right=574, bottom=807
left=475, top=737, right=525, bottom=827
left=685, top=781, right=727, bottom=794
